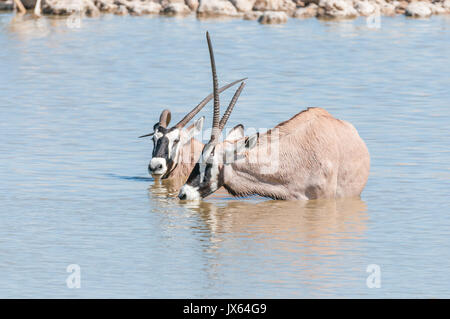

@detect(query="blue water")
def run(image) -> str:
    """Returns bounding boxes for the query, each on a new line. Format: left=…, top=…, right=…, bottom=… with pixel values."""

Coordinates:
left=0, top=12, right=449, bottom=298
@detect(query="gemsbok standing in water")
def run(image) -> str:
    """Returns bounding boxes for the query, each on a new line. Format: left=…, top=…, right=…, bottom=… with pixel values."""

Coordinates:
left=178, top=32, right=370, bottom=201
left=139, top=73, right=245, bottom=181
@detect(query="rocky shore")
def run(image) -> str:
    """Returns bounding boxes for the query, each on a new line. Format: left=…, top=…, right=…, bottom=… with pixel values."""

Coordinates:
left=1, top=0, right=449, bottom=24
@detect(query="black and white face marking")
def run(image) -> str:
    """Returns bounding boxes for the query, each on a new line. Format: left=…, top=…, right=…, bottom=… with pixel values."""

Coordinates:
left=149, top=117, right=205, bottom=177
left=149, top=125, right=180, bottom=176
left=178, top=143, right=221, bottom=200
left=178, top=126, right=259, bottom=201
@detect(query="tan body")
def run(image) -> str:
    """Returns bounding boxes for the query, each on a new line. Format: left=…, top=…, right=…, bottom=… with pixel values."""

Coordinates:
left=178, top=33, right=369, bottom=201
left=222, top=108, right=370, bottom=200
left=164, top=137, right=204, bottom=187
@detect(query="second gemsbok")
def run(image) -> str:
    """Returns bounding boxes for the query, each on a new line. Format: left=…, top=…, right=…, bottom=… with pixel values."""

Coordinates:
left=178, top=32, right=370, bottom=201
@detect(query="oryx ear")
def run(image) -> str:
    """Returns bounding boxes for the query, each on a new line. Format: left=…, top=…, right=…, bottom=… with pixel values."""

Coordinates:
left=193, top=116, right=204, bottom=132
left=184, top=116, right=204, bottom=143
left=232, top=133, right=258, bottom=156
left=225, top=124, right=244, bottom=142
left=245, top=133, right=258, bottom=150
left=224, top=128, right=256, bottom=164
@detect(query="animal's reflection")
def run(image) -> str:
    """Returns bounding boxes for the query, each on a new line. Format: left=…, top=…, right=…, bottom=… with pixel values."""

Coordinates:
left=188, top=198, right=368, bottom=253
left=6, top=13, right=82, bottom=40
left=7, top=14, right=51, bottom=39
left=148, top=179, right=368, bottom=254
left=148, top=176, right=369, bottom=292
left=149, top=176, right=186, bottom=199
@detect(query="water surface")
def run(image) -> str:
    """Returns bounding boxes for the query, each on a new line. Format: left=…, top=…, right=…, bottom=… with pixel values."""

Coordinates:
left=0, top=13, right=449, bottom=298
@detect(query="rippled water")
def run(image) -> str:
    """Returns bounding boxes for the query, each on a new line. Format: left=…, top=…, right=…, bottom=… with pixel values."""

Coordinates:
left=0, top=13, right=449, bottom=298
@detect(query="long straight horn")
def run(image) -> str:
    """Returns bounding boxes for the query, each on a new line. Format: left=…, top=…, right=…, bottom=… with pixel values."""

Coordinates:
left=219, top=82, right=246, bottom=131
left=174, top=78, right=247, bottom=128
left=206, top=31, right=220, bottom=140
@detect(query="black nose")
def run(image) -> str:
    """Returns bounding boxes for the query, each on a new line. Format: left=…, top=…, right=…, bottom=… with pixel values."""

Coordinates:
left=149, top=163, right=163, bottom=171
left=179, top=193, right=186, bottom=200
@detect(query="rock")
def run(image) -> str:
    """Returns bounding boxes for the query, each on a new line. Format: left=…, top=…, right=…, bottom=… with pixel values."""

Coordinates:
left=161, top=2, right=191, bottom=14
left=316, top=0, right=358, bottom=19
left=197, top=0, right=238, bottom=16
left=444, top=0, right=450, bottom=10
left=119, top=0, right=143, bottom=15
left=18, top=0, right=37, bottom=9
left=43, top=0, right=100, bottom=16
left=355, top=0, right=378, bottom=16
left=160, top=0, right=184, bottom=5
left=394, top=0, right=408, bottom=14
left=302, top=0, right=319, bottom=5
left=94, top=0, right=118, bottom=13
left=114, top=3, right=128, bottom=14
left=258, top=10, right=288, bottom=23
left=160, top=0, right=183, bottom=9
left=293, top=3, right=317, bottom=17
left=185, top=0, right=199, bottom=11
left=111, top=0, right=161, bottom=15
left=0, top=0, right=13, bottom=11
left=405, top=1, right=432, bottom=17
left=253, top=0, right=296, bottom=13
left=141, top=0, right=162, bottom=13
left=243, top=9, right=263, bottom=18
left=428, top=2, right=446, bottom=14
left=378, top=0, right=396, bottom=16
left=230, top=0, right=255, bottom=12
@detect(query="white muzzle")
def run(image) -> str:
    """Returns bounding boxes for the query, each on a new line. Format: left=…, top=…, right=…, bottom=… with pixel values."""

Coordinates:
left=178, top=185, right=201, bottom=200
left=149, top=158, right=167, bottom=175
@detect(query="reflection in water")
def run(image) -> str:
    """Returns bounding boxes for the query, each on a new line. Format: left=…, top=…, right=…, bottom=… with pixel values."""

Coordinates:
left=148, top=177, right=368, bottom=248
left=149, top=177, right=184, bottom=199
left=192, top=198, right=368, bottom=296
left=106, top=173, right=153, bottom=182
left=7, top=14, right=52, bottom=39
left=186, top=197, right=368, bottom=255
left=6, top=13, right=85, bottom=41
left=148, top=180, right=368, bottom=296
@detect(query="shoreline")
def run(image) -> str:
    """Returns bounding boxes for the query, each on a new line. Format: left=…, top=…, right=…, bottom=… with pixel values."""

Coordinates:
left=1, top=0, right=449, bottom=24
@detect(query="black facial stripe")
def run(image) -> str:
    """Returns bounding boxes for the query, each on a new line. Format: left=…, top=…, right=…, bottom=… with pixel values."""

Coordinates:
left=153, top=136, right=170, bottom=158
left=186, top=163, right=201, bottom=185
left=185, top=162, right=213, bottom=197
left=204, top=164, right=212, bottom=181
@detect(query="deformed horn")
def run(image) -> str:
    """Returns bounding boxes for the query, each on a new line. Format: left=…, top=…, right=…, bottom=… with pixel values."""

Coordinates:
left=159, top=109, right=171, bottom=128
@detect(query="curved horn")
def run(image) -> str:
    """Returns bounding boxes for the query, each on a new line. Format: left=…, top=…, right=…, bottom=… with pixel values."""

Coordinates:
left=174, top=78, right=247, bottom=128
left=159, top=109, right=171, bottom=128
left=219, top=82, right=245, bottom=131
left=206, top=31, right=221, bottom=140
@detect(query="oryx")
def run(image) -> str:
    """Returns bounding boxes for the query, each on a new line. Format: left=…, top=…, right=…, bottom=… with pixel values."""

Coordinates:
left=178, top=32, right=370, bottom=201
